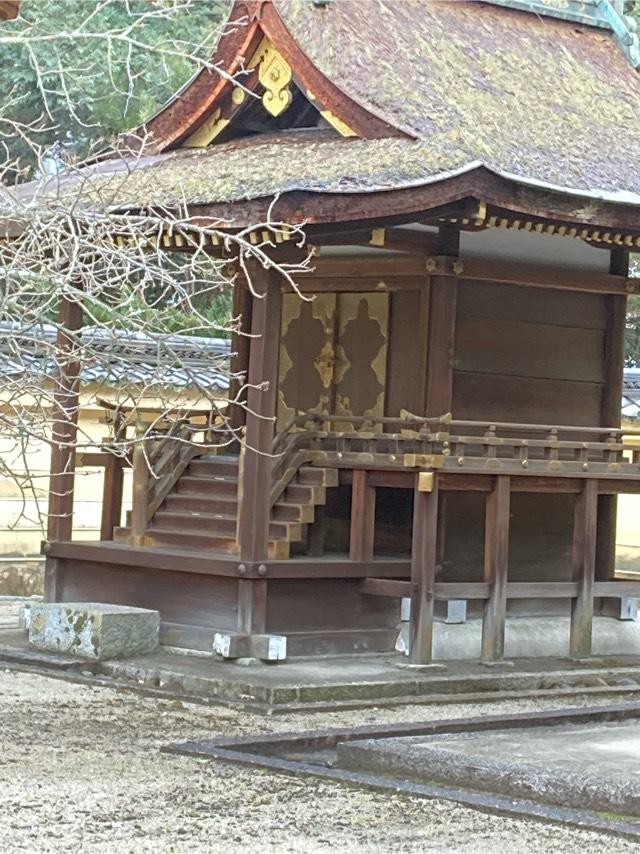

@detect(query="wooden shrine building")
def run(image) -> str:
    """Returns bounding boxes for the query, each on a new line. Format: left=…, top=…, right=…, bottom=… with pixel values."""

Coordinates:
left=41, top=0, right=640, bottom=663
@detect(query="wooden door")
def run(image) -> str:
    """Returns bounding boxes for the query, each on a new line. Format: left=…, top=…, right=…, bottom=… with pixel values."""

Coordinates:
left=334, top=293, right=388, bottom=426
left=277, top=291, right=388, bottom=429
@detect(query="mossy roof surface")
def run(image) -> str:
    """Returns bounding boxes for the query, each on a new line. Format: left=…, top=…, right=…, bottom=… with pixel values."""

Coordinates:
left=276, top=0, right=640, bottom=195
left=25, top=132, right=476, bottom=210
left=16, top=0, right=640, bottom=212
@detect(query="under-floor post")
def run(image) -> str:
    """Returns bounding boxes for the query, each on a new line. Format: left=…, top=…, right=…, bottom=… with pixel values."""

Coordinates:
left=570, top=479, right=598, bottom=658
left=100, top=457, right=124, bottom=540
left=47, top=292, right=83, bottom=542
left=409, top=474, right=439, bottom=664
left=237, top=578, right=267, bottom=635
left=349, top=469, right=376, bottom=561
left=481, top=475, right=511, bottom=662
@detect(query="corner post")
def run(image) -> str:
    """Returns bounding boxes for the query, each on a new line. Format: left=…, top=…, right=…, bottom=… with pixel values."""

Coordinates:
left=47, top=290, right=83, bottom=542
left=228, top=278, right=253, bottom=437
left=409, top=473, right=439, bottom=664
left=570, top=479, right=598, bottom=658
left=596, top=247, right=628, bottom=582
left=424, top=226, right=460, bottom=416
left=236, top=263, right=282, bottom=636
left=481, top=475, right=511, bottom=662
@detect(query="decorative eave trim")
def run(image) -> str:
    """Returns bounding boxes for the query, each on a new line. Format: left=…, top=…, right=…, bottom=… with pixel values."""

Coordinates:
left=126, top=0, right=409, bottom=154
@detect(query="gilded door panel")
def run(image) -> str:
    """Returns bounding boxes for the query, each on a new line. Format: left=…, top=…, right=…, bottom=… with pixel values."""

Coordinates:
left=334, top=292, right=388, bottom=427
left=277, top=293, right=336, bottom=429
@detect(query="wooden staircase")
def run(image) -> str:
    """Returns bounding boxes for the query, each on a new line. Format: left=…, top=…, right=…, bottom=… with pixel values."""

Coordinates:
left=114, top=455, right=338, bottom=558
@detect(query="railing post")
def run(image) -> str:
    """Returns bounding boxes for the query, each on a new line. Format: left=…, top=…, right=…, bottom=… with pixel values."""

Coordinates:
left=129, top=431, right=149, bottom=546
left=409, top=472, right=439, bottom=664
left=481, top=475, right=511, bottom=662
left=570, top=479, right=598, bottom=658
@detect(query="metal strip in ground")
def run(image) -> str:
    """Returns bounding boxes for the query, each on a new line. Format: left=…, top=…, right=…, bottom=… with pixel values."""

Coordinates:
left=164, top=702, right=640, bottom=841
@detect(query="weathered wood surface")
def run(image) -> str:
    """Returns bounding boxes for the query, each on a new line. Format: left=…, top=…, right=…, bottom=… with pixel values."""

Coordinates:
left=47, top=293, right=83, bottom=542
left=349, top=469, right=376, bottom=561
left=481, top=476, right=510, bottom=662
left=409, top=474, right=439, bottom=664
left=570, top=479, right=598, bottom=658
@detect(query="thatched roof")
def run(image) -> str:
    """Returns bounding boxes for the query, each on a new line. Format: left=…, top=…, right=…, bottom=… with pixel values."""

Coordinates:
left=12, top=0, right=640, bottom=225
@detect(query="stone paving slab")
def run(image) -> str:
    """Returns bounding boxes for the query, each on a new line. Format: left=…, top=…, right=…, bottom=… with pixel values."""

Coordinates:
left=338, top=720, right=640, bottom=816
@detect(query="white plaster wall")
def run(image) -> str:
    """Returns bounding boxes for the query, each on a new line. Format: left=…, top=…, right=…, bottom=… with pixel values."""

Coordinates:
left=460, top=227, right=610, bottom=271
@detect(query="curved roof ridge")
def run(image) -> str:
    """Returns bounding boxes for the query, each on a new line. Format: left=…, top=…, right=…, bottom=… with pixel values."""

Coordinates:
left=126, top=0, right=407, bottom=153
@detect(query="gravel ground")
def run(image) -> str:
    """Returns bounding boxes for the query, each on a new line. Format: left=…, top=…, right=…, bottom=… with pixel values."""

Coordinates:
left=0, top=667, right=638, bottom=853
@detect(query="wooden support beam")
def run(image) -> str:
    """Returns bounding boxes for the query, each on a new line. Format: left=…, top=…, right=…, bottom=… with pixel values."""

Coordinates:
left=129, top=435, right=149, bottom=546
left=307, top=504, right=326, bottom=557
left=409, top=474, right=439, bottom=664
left=425, top=227, right=459, bottom=416
left=237, top=577, right=268, bottom=636
left=236, top=265, right=282, bottom=562
left=349, top=469, right=376, bottom=561
left=597, top=247, right=629, bottom=582
left=570, top=479, right=598, bottom=658
left=47, top=293, right=83, bottom=543
left=481, top=476, right=511, bottom=662
left=236, top=264, right=282, bottom=635
left=228, top=280, right=253, bottom=435
left=100, top=456, right=124, bottom=541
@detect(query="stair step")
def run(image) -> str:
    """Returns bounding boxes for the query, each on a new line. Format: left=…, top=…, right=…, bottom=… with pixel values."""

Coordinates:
left=188, top=457, right=239, bottom=477
left=176, top=475, right=238, bottom=496
left=164, top=494, right=238, bottom=514
left=151, top=510, right=302, bottom=541
left=164, top=493, right=312, bottom=523
left=113, top=526, right=289, bottom=559
left=285, top=483, right=326, bottom=505
left=298, top=466, right=339, bottom=487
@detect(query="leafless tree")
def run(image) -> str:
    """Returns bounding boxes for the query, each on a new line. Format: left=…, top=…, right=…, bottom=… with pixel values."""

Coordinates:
left=0, top=0, right=311, bottom=535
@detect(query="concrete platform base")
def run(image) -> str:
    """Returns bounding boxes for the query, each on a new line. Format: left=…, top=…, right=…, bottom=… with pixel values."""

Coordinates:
left=6, top=622, right=640, bottom=711
left=339, top=719, right=640, bottom=816
left=28, top=602, right=159, bottom=660
left=396, top=615, right=640, bottom=660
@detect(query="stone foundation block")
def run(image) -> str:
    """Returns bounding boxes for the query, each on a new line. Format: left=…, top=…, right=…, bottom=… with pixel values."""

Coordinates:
left=28, top=602, right=159, bottom=660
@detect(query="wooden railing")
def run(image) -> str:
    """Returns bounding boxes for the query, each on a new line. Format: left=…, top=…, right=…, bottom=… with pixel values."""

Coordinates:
left=129, top=418, right=198, bottom=545
left=269, top=413, right=640, bottom=480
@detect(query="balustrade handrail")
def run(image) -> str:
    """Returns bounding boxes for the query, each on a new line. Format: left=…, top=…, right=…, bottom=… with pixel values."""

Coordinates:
left=269, top=412, right=640, bottom=494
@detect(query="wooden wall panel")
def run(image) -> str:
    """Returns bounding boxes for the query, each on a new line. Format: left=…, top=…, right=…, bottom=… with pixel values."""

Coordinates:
left=456, top=316, right=604, bottom=383
left=453, top=279, right=607, bottom=426
left=458, top=280, right=607, bottom=329
left=385, top=290, right=426, bottom=417
left=453, top=373, right=603, bottom=426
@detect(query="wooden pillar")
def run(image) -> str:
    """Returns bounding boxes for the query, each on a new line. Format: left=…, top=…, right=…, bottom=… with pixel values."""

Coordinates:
left=481, top=476, right=511, bottom=662
left=228, top=280, right=253, bottom=436
left=570, top=479, right=598, bottom=658
left=424, top=226, right=459, bottom=416
left=409, top=473, right=439, bottom=664
left=100, top=457, right=124, bottom=540
left=236, top=265, right=282, bottom=635
left=47, top=292, right=83, bottom=542
left=596, top=247, right=628, bottom=582
left=129, top=436, right=149, bottom=546
left=349, top=469, right=376, bottom=561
